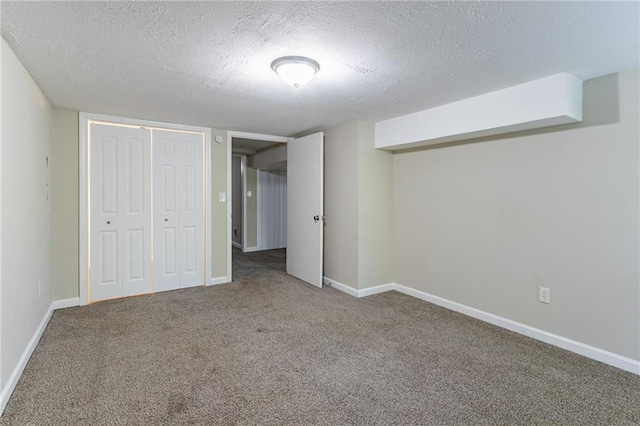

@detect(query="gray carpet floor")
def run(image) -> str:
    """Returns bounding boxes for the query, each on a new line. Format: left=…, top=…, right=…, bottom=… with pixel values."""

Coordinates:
left=2, top=248, right=639, bottom=425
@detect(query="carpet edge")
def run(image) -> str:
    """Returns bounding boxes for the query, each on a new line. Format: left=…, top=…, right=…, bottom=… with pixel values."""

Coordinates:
left=0, top=303, right=54, bottom=416
left=392, top=283, right=640, bottom=376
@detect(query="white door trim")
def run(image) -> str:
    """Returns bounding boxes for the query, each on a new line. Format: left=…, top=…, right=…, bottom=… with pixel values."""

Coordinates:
left=227, top=131, right=292, bottom=144
left=227, top=131, right=292, bottom=279
left=79, top=112, right=212, bottom=305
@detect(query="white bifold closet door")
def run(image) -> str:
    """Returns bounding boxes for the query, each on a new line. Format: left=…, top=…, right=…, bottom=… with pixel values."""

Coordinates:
left=153, top=130, right=204, bottom=292
left=90, top=123, right=152, bottom=302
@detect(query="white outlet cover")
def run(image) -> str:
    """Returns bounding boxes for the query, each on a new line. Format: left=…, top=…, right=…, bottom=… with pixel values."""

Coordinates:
left=539, top=287, right=551, bottom=304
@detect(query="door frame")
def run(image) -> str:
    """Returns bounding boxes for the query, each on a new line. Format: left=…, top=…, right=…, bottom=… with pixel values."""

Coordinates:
left=79, top=112, right=212, bottom=305
left=226, top=131, right=291, bottom=278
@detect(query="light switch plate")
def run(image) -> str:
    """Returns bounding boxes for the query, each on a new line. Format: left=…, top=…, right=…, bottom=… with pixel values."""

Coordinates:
left=219, top=192, right=226, bottom=202
left=247, top=190, right=252, bottom=198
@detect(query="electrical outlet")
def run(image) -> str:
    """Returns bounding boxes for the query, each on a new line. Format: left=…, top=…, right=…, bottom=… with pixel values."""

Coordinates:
left=38, top=281, right=43, bottom=298
left=538, top=287, right=551, bottom=304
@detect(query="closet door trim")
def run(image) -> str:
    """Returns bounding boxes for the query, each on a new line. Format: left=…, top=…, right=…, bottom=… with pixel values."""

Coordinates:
left=79, top=112, right=212, bottom=306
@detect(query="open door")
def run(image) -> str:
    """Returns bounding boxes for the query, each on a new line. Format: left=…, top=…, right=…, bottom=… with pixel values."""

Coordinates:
left=286, top=132, right=323, bottom=288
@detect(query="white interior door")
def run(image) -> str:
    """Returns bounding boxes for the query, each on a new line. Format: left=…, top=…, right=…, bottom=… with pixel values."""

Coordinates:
left=286, top=132, right=323, bottom=287
left=90, top=123, right=152, bottom=302
left=153, top=130, right=204, bottom=291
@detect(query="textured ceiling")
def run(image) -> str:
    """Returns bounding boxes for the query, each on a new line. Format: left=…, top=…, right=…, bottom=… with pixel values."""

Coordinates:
left=2, top=1, right=638, bottom=137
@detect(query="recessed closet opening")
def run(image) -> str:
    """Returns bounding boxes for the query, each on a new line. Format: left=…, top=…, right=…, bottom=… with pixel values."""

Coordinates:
left=79, top=113, right=212, bottom=304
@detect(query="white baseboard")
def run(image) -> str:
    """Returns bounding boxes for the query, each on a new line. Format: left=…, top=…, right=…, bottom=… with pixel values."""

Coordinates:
left=325, top=278, right=639, bottom=375
left=52, top=297, right=80, bottom=310
left=322, top=277, right=395, bottom=299
left=359, top=283, right=395, bottom=298
left=391, top=283, right=640, bottom=375
left=207, top=276, right=231, bottom=286
left=243, top=246, right=259, bottom=253
left=323, top=277, right=358, bottom=297
left=231, top=241, right=242, bottom=249
left=0, top=303, right=54, bottom=415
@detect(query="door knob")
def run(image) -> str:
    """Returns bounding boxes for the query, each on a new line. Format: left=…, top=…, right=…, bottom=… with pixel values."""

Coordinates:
left=164, top=218, right=168, bottom=222
left=106, top=221, right=111, bottom=224
left=313, top=215, right=325, bottom=223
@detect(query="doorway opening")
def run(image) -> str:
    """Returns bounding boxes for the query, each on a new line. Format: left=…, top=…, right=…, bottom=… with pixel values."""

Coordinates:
left=227, top=130, right=324, bottom=288
left=229, top=133, right=289, bottom=280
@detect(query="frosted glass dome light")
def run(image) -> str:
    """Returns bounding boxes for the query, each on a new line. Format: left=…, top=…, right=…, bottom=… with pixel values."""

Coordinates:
left=271, top=56, right=320, bottom=88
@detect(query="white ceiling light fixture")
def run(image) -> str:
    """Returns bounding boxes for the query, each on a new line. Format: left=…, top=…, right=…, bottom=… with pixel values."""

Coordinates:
left=271, top=56, right=320, bottom=88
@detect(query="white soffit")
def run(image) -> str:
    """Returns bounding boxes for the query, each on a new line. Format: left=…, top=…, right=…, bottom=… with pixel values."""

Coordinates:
left=375, top=73, right=583, bottom=150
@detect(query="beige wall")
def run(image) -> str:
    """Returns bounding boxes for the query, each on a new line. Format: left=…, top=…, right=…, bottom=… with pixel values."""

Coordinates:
left=1, top=39, right=53, bottom=390
left=210, top=129, right=229, bottom=279
left=324, top=122, right=359, bottom=288
left=245, top=167, right=258, bottom=248
left=249, top=145, right=287, bottom=170
left=357, top=121, right=393, bottom=288
left=392, top=69, right=640, bottom=360
left=51, top=110, right=79, bottom=300
left=231, top=156, right=242, bottom=245
left=323, top=121, right=393, bottom=289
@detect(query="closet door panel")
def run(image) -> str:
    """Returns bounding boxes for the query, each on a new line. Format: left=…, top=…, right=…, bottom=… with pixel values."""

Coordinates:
left=90, top=125, right=123, bottom=302
left=89, top=122, right=203, bottom=302
left=90, top=124, right=152, bottom=301
left=178, top=133, right=204, bottom=288
left=153, top=131, right=181, bottom=292
left=120, top=127, right=152, bottom=297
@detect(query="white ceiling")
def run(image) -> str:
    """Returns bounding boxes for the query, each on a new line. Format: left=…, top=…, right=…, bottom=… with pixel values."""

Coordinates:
left=2, top=1, right=638, bottom=137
